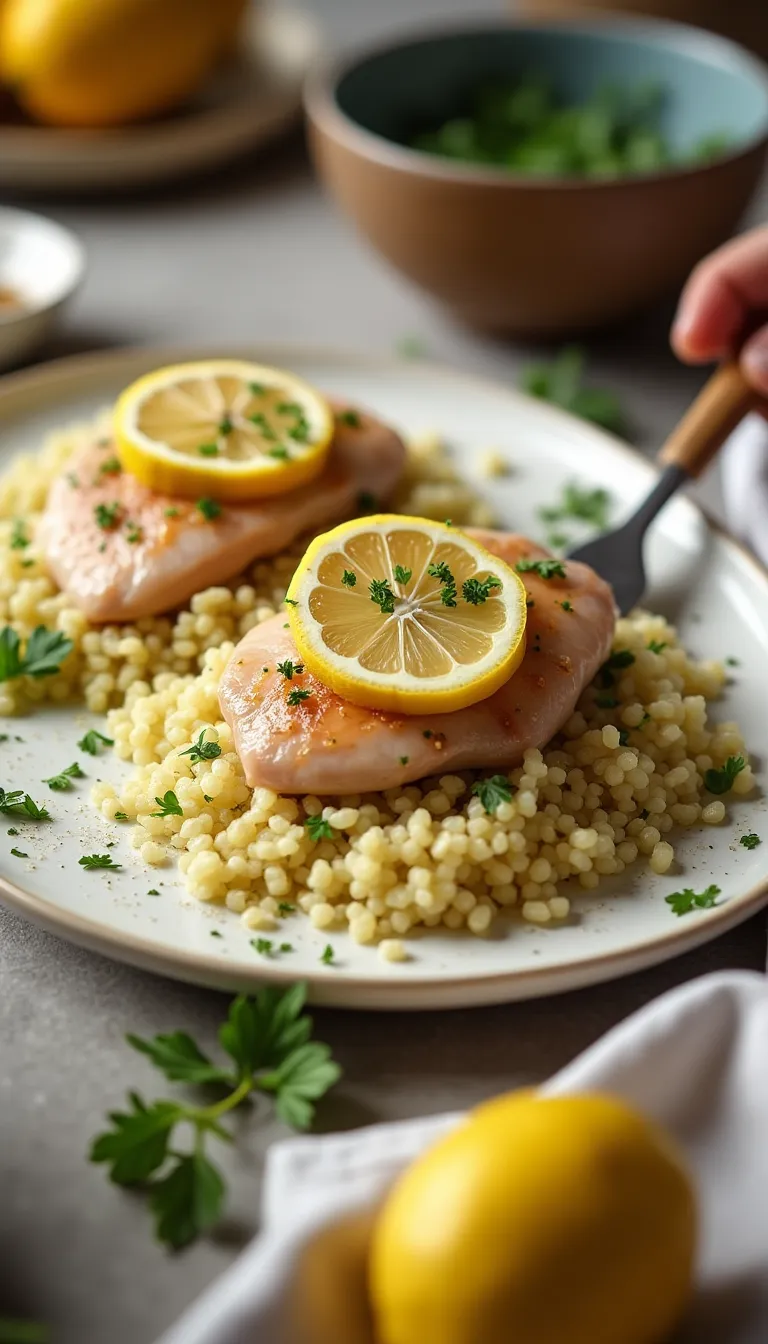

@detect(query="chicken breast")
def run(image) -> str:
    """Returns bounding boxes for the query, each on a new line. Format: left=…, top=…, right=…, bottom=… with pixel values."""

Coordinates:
left=38, top=405, right=406, bottom=623
left=219, top=531, right=617, bottom=794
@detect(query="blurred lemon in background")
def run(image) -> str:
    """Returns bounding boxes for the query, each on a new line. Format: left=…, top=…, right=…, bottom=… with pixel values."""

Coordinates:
left=0, top=0, right=237, bottom=127
left=370, top=1090, right=697, bottom=1344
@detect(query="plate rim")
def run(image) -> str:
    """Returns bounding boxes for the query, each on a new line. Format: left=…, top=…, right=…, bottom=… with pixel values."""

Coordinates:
left=0, top=341, right=765, bottom=1009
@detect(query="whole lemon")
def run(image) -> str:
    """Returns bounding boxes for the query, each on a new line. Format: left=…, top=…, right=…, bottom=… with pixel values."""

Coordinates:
left=0, top=0, right=226, bottom=127
left=370, top=1091, right=696, bottom=1344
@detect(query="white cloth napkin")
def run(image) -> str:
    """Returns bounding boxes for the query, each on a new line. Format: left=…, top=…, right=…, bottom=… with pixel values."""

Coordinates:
left=159, top=970, right=768, bottom=1344
left=720, top=413, right=768, bottom=566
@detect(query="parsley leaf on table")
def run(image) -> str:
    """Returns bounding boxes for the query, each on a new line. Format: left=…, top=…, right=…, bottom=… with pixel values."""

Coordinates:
left=665, top=884, right=721, bottom=917
left=704, top=756, right=746, bottom=795
left=90, top=985, right=341, bottom=1249
left=471, top=775, right=515, bottom=814
left=79, top=853, right=122, bottom=870
left=44, top=762, right=85, bottom=791
left=740, top=834, right=760, bottom=850
left=0, top=626, right=73, bottom=682
left=0, top=789, right=50, bottom=821
left=77, top=729, right=114, bottom=756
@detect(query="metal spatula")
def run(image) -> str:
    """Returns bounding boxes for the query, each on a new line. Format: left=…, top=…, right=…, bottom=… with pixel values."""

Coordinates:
left=568, top=362, right=757, bottom=613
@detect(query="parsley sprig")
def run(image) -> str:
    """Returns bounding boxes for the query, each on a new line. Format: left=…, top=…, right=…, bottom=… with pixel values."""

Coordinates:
left=462, top=574, right=501, bottom=605
left=471, top=775, right=515, bottom=813
left=180, top=731, right=221, bottom=765
left=276, top=660, right=304, bottom=680
left=306, top=815, right=333, bottom=842
left=704, top=756, right=746, bottom=795
left=665, top=884, right=721, bottom=916
left=44, top=762, right=85, bottom=792
left=740, top=834, right=761, bottom=850
left=515, top=558, right=566, bottom=581
left=78, top=729, right=113, bottom=756
left=90, top=985, right=340, bottom=1249
left=152, top=791, right=183, bottom=818
left=0, top=789, right=50, bottom=821
left=79, top=853, right=122, bottom=870
left=0, top=626, right=73, bottom=682
left=369, top=578, right=397, bottom=614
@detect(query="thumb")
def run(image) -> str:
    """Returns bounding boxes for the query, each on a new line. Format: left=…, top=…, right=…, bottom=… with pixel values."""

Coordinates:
left=741, top=323, right=768, bottom=398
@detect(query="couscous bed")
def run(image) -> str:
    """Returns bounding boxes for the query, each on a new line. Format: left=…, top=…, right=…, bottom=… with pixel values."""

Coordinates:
left=0, top=416, right=755, bottom=960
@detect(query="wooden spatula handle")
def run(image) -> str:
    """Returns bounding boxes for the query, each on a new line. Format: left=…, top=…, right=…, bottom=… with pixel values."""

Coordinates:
left=658, top=362, right=758, bottom=477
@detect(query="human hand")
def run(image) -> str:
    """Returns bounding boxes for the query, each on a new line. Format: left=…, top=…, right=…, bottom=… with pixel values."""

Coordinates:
left=671, top=227, right=768, bottom=401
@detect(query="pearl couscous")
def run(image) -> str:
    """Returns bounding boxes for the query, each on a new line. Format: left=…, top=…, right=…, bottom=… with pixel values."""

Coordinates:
left=0, top=416, right=755, bottom=948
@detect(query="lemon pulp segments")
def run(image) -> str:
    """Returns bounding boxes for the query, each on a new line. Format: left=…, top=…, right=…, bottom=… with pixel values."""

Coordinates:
left=114, top=361, right=333, bottom=501
left=287, top=516, right=527, bottom=714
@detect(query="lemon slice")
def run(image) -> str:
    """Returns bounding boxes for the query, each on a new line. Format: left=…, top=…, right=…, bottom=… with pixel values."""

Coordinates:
left=114, top=360, right=334, bottom=501
left=286, top=516, right=528, bottom=714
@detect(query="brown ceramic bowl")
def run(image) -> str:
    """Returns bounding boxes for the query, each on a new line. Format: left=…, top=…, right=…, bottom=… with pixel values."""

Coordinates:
left=305, top=17, right=768, bottom=335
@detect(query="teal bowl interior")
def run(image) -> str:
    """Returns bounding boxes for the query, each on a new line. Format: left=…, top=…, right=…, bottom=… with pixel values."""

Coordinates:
left=334, top=20, right=768, bottom=171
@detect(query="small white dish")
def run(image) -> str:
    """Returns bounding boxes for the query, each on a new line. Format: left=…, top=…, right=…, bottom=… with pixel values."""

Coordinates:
left=0, top=207, right=84, bottom=371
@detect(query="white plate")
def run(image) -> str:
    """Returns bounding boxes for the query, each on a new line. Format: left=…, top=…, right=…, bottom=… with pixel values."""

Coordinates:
left=0, top=9, right=319, bottom=193
left=0, top=345, right=766, bottom=1010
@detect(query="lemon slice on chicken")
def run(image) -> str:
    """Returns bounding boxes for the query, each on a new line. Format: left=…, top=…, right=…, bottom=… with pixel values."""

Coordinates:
left=286, top=516, right=528, bottom=714
left=114, top=360, right=333, bottom=501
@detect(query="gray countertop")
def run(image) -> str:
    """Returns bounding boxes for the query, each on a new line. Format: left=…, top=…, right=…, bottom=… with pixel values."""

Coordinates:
left=1, top=2, right=766, bottom=1340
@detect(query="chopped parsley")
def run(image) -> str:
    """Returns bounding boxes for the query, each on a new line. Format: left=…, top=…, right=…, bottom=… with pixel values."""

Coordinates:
left=606, top=649, right=635, bottom=669
left=539, top=480, right=613, bottom=529
left=369, top=578, right=397, bottom=614
left=252, top=938, right=275, bottom=957
left=10, top=519, right=29, bottom=550
left=427, top=560, right=454, bottom=585
left=341, top=570, right=357, bottom=588
left=665, top=884, right=721, bottom=916
left=96, top=456, right=122, bottom=479
left=279, top=943, right=294, bottom=954
left=284, top=598, right=298, bottom=607
left=249, top=381, right=265, bottom=395
left=462, top=574, right=501, bottom=605
left=114, top=812, right=128, bottom=821
left=726, top=656, right=740, bottom=667
left=79, top=853, right=122, bottom=871
left=268, top=445, right=290, bottom=460
left=125, top=522, right=143, bottom=545
left=44, top=762, right=85, bottom=791
left=320, top=943, right=336, bottom=965
left=547, top=532, right=571, bottom=551
left=181, top=731, right=221, bottom=764
left=198, top=443, right=219, bottom=457
left=0, top=626, right=73, bottom=682
left=647, top=640, right=667, bottom=654
left=147, top=889, right=160, bottom=896
left=306, top=815, right=333, bottom=842
left=210, top=930, right=223, bottom=938
left=440, top=582, right=457, bottom=607
left=277, top=659, right=304, bottom=680
left=164, top=507, right=180, bottom=519
left=523, top=348, right=625, bottom=435
left=704, top=756, right=746, bottom=795
left=10, top=847, right=28, bottom=858
left=395, top=335, right=427, bottom=359
left=740, top=833, right=760, bottom=850
left=278, top=902, right=296, bottom=916
left=337, top=409, right=361, bottom=427
left=196, top=498, right=221, bottom=522
left=94, top=501, right=123, bottom=531
left=393, top=565, right=412, bottom=585
left=219, top=414, right=233, bottom=435
left=152, top=790, right=183, bottom=818
left=515, top=558, right=566, bottom=580
left=399, top=755, right=409, bottom=765
left=287, top=687, right=311, bottom=707
left=471, top=774, right=515, bottom=813
left=618, top=729, right=630, bottom=747
left=77, top=729, right=113, bottom=756
left=560, top=599, right=573, bottom=612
